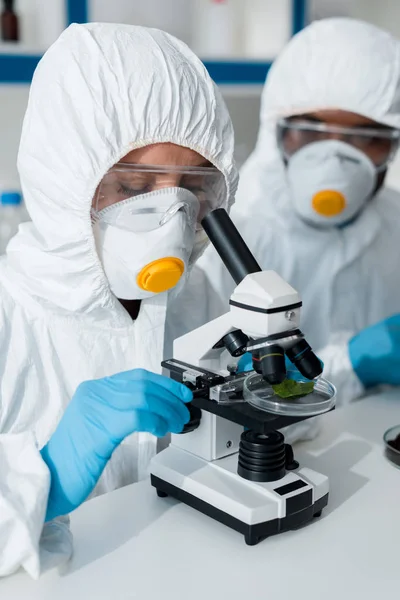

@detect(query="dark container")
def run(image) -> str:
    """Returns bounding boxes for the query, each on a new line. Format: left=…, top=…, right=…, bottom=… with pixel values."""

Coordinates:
left=1, top=0, right=19, bottom=42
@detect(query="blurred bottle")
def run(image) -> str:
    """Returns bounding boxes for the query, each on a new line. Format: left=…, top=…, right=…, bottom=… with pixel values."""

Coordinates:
left=192, top=0, right=238, bottom=58
left=0, top=191, right=28, bottom=254
left=1, top=0, right=19, bottom=42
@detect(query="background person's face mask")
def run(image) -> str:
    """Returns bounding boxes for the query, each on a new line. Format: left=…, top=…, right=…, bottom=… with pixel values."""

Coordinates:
left=93, top=187, right=199, bottom=300
left=286, top=140, right=377, bottom=227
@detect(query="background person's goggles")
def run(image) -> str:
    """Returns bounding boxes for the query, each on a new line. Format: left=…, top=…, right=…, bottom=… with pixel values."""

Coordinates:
left=277, top=118, right=400, bottom=170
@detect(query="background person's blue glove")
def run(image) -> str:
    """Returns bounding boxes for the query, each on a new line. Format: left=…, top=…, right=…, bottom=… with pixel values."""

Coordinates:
left=237, top=352, right=321, bottom=381
left=237, top=352, right=254, bottom=374
left=41, top=369, right=192, bottom=522
left=349, top=314, right=400, bottom=388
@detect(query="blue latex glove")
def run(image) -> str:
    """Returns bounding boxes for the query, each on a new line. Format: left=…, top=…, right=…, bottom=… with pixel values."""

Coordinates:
left=237, top=352, right=321, bottom=381
left=349, top=315, right=400, bottom=388
left=41, top=369, right=192, bottom=522
left=237, top=352, right=255, bottom=373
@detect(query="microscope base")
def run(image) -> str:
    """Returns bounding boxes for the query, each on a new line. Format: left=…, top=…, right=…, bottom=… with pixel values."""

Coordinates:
left=150, top=446, right=329, bottom=546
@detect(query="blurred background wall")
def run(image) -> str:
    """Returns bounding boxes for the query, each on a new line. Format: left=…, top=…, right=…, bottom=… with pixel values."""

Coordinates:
left=1, top=0, right=400, bottom=195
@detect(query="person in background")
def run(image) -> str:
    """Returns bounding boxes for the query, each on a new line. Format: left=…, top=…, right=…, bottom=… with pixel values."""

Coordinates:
left=0, top=23, right=237, bottom=578
left=198, top=18, right=400, bottom=404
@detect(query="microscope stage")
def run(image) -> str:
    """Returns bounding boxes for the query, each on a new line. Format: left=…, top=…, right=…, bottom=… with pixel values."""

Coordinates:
left=150, top=445, right=329, bottom=546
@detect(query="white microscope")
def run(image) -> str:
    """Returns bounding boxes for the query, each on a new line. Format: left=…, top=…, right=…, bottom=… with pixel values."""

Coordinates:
left=150, top=209, right=336, bottom=546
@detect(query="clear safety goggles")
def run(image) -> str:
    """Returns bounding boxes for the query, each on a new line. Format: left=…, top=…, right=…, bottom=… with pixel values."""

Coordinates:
left=93, top=163, right=227, bottom=229
left=277, top=118, right=400, bottom=170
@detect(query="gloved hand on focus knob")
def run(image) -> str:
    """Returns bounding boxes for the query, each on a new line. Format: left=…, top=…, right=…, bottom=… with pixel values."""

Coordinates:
left=237, top=352, right=322, bottom=381
left=41, top=369, right=192, bottom=522
left=349, top=314, right=400, bottom=388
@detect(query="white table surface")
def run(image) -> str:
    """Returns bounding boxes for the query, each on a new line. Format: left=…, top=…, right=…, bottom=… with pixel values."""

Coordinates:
left=1, top=392, right=400, bottom=599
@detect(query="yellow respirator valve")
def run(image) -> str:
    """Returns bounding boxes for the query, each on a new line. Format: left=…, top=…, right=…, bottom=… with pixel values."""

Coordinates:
left=136, top=258, right=184, bottom=293
left=312, top=190, right=346, bottom=217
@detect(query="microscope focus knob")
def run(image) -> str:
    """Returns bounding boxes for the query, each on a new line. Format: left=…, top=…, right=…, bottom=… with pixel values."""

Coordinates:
left=238, top=430, right=286, bottom=482
left=180, top=404, right=202, bottom=434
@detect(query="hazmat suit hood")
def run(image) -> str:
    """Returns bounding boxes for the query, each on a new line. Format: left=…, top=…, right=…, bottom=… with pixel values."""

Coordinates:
left=8, top=23, right=237, bottom=320
left=234, top=17, right=400, bottom=220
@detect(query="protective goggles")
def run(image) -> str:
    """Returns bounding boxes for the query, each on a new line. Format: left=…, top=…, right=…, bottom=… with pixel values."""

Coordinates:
left=277, top=118, right=400, bottom=170
left=93, top=163, right=227, bottom=228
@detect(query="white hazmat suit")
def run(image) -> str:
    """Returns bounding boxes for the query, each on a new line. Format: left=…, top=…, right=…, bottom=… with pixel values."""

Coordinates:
left=200, top=18, right=400, bottom=404
left=0, top=23, right=237, bottom=578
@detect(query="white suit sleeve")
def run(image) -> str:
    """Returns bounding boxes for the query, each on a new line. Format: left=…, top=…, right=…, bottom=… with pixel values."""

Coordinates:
left=0, top=432, right=73, bottom=579
left=283, top=335, right=364, bottom=445
left=317, top=332, right=364, bottom=407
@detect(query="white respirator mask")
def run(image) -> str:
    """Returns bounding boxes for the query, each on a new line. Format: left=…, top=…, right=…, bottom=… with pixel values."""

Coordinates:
left=286, top=140, right=377, bottom=227
left=93, top=187, right=199, bottom=300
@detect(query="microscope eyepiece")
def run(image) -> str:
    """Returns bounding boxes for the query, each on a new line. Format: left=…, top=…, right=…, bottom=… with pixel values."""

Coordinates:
left=286, top=339, right=322, bottom=380
left=253, top=344, right=286, bottom=385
